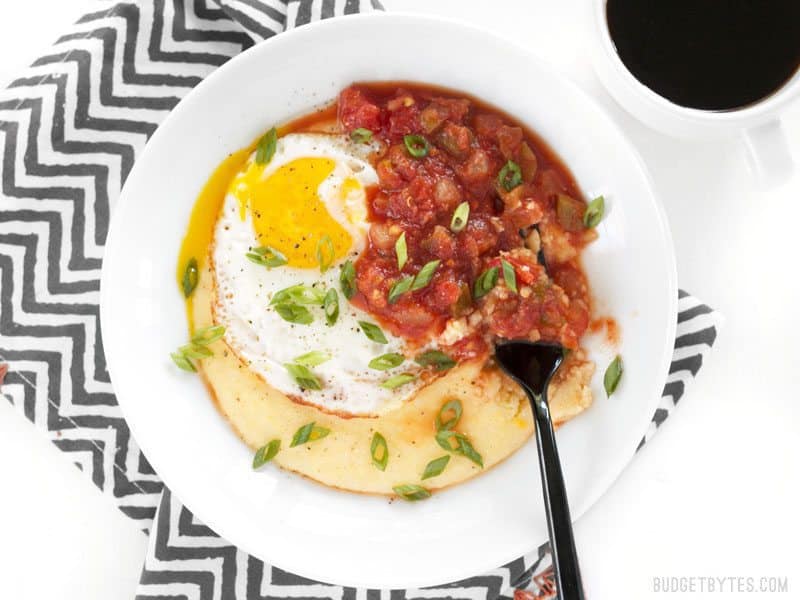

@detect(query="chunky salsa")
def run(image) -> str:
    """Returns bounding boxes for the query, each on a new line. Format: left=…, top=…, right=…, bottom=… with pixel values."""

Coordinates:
left=337, top=83, right=597, bottom=361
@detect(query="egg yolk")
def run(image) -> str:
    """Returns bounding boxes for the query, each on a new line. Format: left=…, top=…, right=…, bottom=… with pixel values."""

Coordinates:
left=231, top=157, right=355, bottom=268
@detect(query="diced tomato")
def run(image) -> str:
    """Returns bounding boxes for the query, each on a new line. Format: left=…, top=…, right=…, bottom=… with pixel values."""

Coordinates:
left=334, top=84, right=593, bottom=352
left=338, top=87, right=381, bottom=132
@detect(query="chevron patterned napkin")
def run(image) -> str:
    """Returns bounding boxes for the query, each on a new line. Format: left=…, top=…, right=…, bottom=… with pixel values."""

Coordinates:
left=0, top=1, right=722, bottom=599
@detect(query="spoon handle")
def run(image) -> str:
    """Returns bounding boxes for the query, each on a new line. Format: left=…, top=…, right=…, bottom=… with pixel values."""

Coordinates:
left=530, top=390, right=585, bottom=600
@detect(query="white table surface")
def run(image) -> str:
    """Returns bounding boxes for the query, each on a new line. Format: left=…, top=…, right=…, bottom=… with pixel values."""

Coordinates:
left=1, top=1, right=798, bottom=599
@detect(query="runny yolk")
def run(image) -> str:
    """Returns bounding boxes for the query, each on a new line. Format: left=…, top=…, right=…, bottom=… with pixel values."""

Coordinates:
left=176, top=148, right=251, bottom=330
left=231, top=157, right=353, bottom=269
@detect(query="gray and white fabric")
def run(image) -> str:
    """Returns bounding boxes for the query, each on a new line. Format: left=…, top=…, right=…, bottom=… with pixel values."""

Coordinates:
left=0, top=1, right=721, bottom=599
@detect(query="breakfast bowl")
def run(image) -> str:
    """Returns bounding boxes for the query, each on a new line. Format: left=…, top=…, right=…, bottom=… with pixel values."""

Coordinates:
left=100, top=13, right=677, bottom=588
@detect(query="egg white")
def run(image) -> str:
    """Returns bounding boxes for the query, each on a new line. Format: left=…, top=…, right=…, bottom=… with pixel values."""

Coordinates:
left=213, top=133, right=422, bottom=415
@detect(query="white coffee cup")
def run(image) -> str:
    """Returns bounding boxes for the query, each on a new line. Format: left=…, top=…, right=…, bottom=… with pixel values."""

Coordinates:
left=589, top=0, right=799, bottom=185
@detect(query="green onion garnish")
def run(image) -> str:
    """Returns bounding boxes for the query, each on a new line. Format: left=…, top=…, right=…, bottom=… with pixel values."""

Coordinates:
left=284, top=363, right=322, bottom=390
left=170, top=325, right=226, bottom=372
left=473, top=266, right=499, bottom=299
left=292, top=350, right=331, bottom=367
left=246, top=245, right=288, bottom=269
left=393, top=484, right=431, bottom=501
left=340, top=260, right=356, bottom=300
left=170, top=351, right=196, bottom=372
left=358, top=320, right=388, bottom=344
left=252, top=439, right=280, bottom=469
left=290, top=422, right=330, bottom=446
left=497, top=160, right=522, bottom=191
left=381, top=373, right=416, bottom=390
left=395, top=232, right=408, bottom=270
left=435, top=430, right=483, bottom=467
left=450, top=201, right=470, bottom=233
left=403, top=134, right=429, bottom=158
left=410, top=260, right=440, bottom=291
left=179, top=343, right=213, bottom=359
left=388, top=276, right=414, bottom=304
left=604, top=355, right=623, bottom=397
left=435, top=398, right=463, bottom=431
left=416, top=350, right=456, bottom=372
left=421, top=455, right=450, bottom=480
left=370, top=432, right=389, bottom=471
left=323, top=288, right=339, bottom=326
left=316, top=234, right=335, bottom=273
left=274, top=304, right=314, bottom=325
left=501, top=259, right=518, bottom=293
left=270, top=284, right=325, bottom=306
left=583, top=195, right=605, bottom=228
left=255, top=127, right=278, bottom=164
left=191, top=325, right=226, bottom=346
left=350, top=128, right=373, bottom=143
left=182, top=257, right=198, bottom=298
left=369, top=352, right=405, bottom=371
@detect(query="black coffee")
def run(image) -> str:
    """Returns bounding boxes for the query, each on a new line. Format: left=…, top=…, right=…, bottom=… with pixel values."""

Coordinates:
left=606, top=0, right=800, bottom=111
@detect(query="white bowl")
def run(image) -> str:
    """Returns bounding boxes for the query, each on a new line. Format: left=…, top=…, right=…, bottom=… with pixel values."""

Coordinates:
left=101, top=13, right=677, bottom=589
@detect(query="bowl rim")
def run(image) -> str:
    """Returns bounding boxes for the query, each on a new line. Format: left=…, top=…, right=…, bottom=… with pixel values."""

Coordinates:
left=101, top=11, right=678, bottom=588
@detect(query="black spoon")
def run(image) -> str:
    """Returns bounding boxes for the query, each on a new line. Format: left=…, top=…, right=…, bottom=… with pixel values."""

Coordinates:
left=495, top=340, right=585, bottom=600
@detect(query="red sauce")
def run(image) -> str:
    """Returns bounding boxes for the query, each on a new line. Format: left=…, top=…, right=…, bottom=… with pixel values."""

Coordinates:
left=335, top=83, right=597, bottom=359
left=590, top=316, right=620, bottom=346
left=298, top=83, right=598, bottom=361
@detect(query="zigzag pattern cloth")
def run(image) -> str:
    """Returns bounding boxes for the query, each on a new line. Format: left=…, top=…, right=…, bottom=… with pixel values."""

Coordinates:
left=0, top=1, right=721, bottom=598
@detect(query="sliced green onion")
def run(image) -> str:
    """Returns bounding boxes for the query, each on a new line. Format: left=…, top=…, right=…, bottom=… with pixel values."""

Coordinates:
left=436, top=430, right=467, bottom=456
left=403, top=134, right=429, bottom=158
left=381, top=373, right=416, bottom=390
left=255, top=127, right=278, bottom=164
left=350, top=128, right=373, bottom=143
left=252, top=439, right=280, bottom=469
left=604, top=355, right=623, bottom=397
left=411, top=260, right=440, bottom=291
left=358, top=320, right=388, bottom=344
left=274, top=304, right=314, bottom=325
left=323, top=288, right=339, bottom=326
left=270, top=284, right=325, bottom=306
left=290, top=421, right=330, bottom=446
left=416, top=350, right=456, bottom=372
left=170, top=351, right=196, bottom=372
left=454, top=436, right=483, bottom=468
left=393, top=484, right=431, bottom=501
left=473, top=266, right=499, bottom=299
left=316, top=234, right=335, bottom=273
left=284, top=363, right=322, bottom=390
left=435, top=430, right=483, bottom=467
left=171, top=326, right=225, bottom=372
left=191, top=325, right=226, bottom=346
left=340, top=260, right=357, bottom=300
left=497, top=160, right=522, bottom=191
left=292, top=350, right=331, bottom=367
left=421, top=455, right=450, bottom=480
left=435, top=398, right=463, bottom=431
left=583, top=195, right=605, bottom=228
left=246, top=245, right=288, bottom=269
left=395, top=232, right=408, bottom=270
left=369, top=352, right=405, bottom=371
left=182, top=257, right=198, bottom=298
left=370, top=432, right=388, bottom=471
left=179, top=343, right=213, bottom=359
left=501, top=259, right=518, bottom=293
left=450, top=201, right=470, bottom=233
left=388, top=275, right=414, bottom=304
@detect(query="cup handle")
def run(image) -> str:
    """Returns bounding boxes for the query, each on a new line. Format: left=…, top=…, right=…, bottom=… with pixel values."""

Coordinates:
left=743, top=120, right=794, bottom=186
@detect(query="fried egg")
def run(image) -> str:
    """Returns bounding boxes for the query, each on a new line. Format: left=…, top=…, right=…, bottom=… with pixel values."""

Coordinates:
left=213, top=133, right=420, bottom=415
